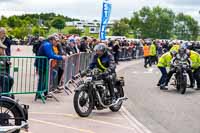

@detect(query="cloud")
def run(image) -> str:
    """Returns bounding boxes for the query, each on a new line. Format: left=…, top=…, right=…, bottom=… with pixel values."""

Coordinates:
left=0, top=0, right=199, bottom=23
left=167, top=0, right=200, bottom=6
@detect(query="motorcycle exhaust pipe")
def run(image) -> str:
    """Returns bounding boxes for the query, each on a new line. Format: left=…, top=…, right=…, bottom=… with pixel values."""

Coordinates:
left=96, top=91, right=128, bottom=108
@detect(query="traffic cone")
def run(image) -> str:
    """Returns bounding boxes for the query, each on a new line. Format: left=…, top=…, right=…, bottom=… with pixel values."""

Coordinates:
left=16, top=47, right=21, bottom=52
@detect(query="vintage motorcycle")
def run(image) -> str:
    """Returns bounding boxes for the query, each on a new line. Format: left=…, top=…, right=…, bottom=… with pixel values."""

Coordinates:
left=171, top=55, right=191, bottom=94
left=0, top=96, right=29, bottom=133
left=73, top=68, right=127, bottom=117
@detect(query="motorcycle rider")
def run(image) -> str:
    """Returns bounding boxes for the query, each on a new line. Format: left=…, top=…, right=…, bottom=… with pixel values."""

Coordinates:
left=165, top=48, right=194, bottom=88
left=157, top=51, right=176, bottom=90
left=88, top=43, right=117, bottom=103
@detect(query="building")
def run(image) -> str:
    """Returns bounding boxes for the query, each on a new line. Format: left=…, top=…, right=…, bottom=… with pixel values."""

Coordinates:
left=66, top=20, right=114, bottom=34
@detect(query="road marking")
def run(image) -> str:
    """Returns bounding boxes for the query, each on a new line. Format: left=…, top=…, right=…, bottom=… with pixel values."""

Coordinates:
left=30, top=112, right=124, bottom=120
left=30, top=118, right=95, bottom=133
left=121, top=107, right=152, bottom=133
left=132, top=71, right=139, bottom=74
left=116, top=59, right=152, bottom=133
left=30, top=112, right=135, bottom=131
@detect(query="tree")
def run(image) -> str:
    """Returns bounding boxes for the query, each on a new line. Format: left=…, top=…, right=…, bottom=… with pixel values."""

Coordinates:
left=51, top=17, right=65, bottom=32
left=129, top=6, right=175, bottom=39
left=0, top=16, right=8, bottom=27
left=112, top=20, right=129, bottom=36
left=68, top=28, right=82, bottom=36
left=32, top=26, right=46, bottom=36
left=10, top=27, right=29, bottom=39
left=7, top=16, right=23, bottom=28
left=175, top=13, right=199, bottom=40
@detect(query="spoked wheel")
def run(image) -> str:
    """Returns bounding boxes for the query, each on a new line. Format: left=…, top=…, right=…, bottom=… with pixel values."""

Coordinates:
left=179, top=75, right=187, bottom=94
left=176, top=75, right=187, bottom=94
left=0, top=101, right=22, bottom=133
left=109, top=86, right=123, bottom=112
left=73, top=90, right=93, bottom=117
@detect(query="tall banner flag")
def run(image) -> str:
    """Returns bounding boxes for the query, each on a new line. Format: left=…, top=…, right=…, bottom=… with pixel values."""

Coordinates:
left=99, top=0, right=112, bottom=40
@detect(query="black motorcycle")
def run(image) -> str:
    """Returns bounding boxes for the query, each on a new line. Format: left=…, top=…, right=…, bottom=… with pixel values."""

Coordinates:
left=73, top=68, right=127, bottom=117
left=0, top=96, right=29, bottom=133
left=172, top=58, right=190, bottom=94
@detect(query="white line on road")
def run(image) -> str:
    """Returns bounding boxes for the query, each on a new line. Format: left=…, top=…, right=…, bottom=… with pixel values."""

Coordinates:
left=121, top=106, right=152, bottom=133
left=30, top=118, right=95, bottom=133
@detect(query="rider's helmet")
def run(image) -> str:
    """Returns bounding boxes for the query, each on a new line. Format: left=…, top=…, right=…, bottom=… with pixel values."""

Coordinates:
left=94, top=43, right=107, bottom=56
left=178, top=48, right=186, bottom=56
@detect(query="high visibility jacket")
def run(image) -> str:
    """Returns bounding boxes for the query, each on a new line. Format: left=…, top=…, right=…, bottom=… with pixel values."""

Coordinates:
left=157, top=52, right=172, bottom=67
left=150, top=44, right=156, bottom=56
left=89, top=52, right=116, bottom=73
left=190, top=50, right=200, bottom=69
left=170, top=44, right=180, bottom=53
left=143, top=45, right=150, bottom=57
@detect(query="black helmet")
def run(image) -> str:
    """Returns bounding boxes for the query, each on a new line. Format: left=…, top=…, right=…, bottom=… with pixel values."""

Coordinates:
left=178, top=48, right=186, bottom=57
left=94, top=43, right=107, bottom=53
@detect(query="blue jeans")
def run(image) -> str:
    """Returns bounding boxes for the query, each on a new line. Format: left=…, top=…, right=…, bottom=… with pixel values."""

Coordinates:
left=158, top=67, right=167, bottom=86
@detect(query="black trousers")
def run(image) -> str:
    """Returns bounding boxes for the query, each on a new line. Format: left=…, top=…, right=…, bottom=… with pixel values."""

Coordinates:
left=0, top=73, right=14, bottom=94
left=57, top=67, right=64, bottom=86
left=144, top=56, right=149, bottom=67
left=149, top=56, right=158, bottom=66
left=104, top=73, right=116, bottom=98
left=113, top=52, right=119, bottom=64
left=193, top=68, right=200, bottom=88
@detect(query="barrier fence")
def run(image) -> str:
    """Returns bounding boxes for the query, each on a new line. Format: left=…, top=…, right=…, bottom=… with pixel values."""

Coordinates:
left=118, top=47, right=143, bottom=61
left=0, top=50, right=143, bottom=103
left=0, top=56, right=49, bottom=102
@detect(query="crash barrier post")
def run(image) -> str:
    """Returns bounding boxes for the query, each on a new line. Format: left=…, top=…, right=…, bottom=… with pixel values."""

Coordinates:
left=0, top=56, right=49, bottom=103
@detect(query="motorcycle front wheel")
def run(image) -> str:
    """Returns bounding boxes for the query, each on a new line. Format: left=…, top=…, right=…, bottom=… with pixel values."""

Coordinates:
left=179, top=75, right=187, bottom=94
left=73, top=89, right=93, bottom=117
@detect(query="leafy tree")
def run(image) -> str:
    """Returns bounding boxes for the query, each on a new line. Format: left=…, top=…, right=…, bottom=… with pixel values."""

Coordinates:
left=7, top=16, right=23, bottom=28
left=129, top=6, right=175, bottom=39
left=112, top=20, right=129, bottom=36
left=68, top=28, right=82, bottom=36
left=175, top=13, right=199, bottom=40
left=0, top=16, right=8, bottom=27
left=10, top=27, right=29, bottom=39
left=51, top=17, right=65, bottom=32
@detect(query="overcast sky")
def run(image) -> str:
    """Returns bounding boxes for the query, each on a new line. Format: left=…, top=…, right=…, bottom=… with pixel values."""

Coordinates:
left=0, top=0, right=199, bottom=23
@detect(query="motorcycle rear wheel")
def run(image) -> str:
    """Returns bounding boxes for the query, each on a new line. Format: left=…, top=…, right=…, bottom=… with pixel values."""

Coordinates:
left=0, top=100, right=22, bottom=133
left=109, top=86, right=123, bottom=112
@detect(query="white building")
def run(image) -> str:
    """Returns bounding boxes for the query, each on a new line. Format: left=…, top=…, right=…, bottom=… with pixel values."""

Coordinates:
left=66, top=20, right=114, bottom=34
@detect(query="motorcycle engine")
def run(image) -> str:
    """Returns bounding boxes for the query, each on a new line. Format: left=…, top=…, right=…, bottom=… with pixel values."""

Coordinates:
left=96, top=85, right=110, bottom=105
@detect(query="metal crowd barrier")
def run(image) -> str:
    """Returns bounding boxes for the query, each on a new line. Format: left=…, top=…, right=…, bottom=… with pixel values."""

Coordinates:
left=0, top=56, right=49, bottom=103
left=118, top=46, right=144, bottom=61
left=63, top=53, right=93, bottom=85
